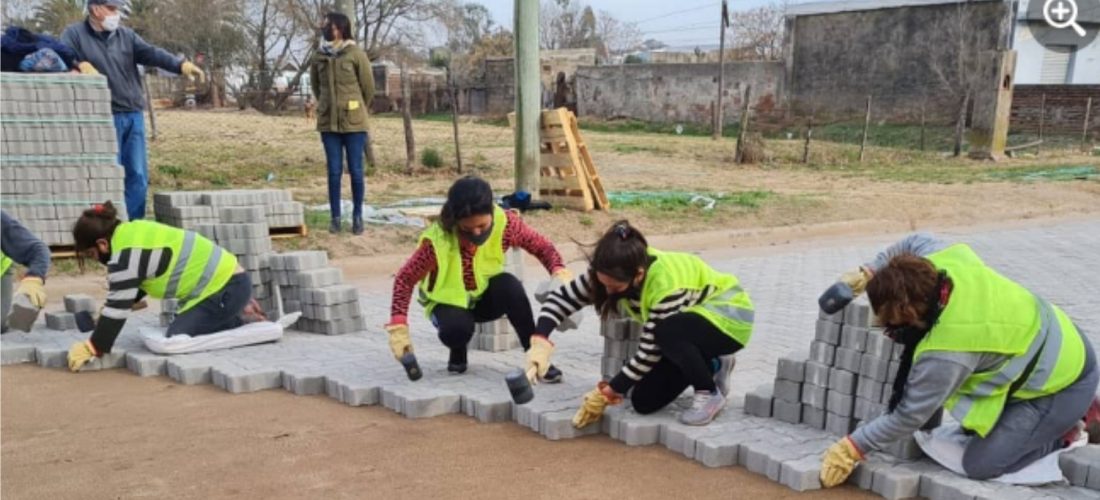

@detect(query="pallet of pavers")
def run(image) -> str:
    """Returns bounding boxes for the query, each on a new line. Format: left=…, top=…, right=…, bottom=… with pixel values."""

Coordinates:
left=742, top=299, right=1100, bottom=498
left=0, top=73, right=128, bottom=252
left=152, top=189, right=305, bottom=236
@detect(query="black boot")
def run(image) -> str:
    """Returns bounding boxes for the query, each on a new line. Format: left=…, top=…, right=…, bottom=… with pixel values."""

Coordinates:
left=329, top=217, right=341, bottom=234
left=352, top=215, right=363, bottom=235
left=447, top=347, right=468, bottom=374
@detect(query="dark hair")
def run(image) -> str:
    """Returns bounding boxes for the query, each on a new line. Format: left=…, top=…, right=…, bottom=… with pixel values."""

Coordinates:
left=587, top=220, right=650, bottom=318
left=324, top=12, right=352, bottom=41
left=867, top=254, right=947, bottom=412
left=439, top=175, right=494, bottom=232
left=72, top=201, right=122, bottom=270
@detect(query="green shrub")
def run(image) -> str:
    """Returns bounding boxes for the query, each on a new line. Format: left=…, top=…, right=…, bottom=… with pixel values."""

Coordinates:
left=421, top=148, right=444, bottom=169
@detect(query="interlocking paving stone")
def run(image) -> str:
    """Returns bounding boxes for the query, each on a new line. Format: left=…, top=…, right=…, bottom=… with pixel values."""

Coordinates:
left=3, top=220, right=1099, bottom=498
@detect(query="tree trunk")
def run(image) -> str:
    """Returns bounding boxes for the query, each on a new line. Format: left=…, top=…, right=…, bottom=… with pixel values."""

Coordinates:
left=953, top=91, right=970, bottom=157
left=401, top=61, right=415, bottom=175
left=734, top=85, right=752, bottom=164
left=143, top=74, right=158, bottom=142
left=802, top=112, right=813, bottom=164
left=449, top=69, right=463, bottom=174
left=713, top=1, right=727, bottom=140
left=859, top=94, right=872, bottom=162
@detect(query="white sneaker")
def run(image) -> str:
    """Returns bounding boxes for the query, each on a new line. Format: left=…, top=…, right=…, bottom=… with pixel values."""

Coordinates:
left=679, top=390, right=727, bottom=426
left=714, top=354, right=737, bottom=397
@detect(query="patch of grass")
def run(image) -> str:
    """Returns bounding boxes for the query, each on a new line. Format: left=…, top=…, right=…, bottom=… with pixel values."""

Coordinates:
left=209, top=172, right=230, bottom=186
left=612, top=143, right=666, bottom=155
left=578, top=214, right=594, bottom=227
left=581, top=119, right=741, bottom=138
left=609, top=190, right=774, bottom=212
left=420, top=147, right=444, bottom=169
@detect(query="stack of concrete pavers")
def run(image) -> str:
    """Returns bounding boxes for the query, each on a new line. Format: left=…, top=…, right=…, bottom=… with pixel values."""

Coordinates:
left=153, top=189, right=304, bottom=230
left=193, top=220, right=273, bottom=313
left=268, top=251, right=364, bottom=335
left=599, top=317, right=642, bottom=381
left=45, top=293, right=97, bottom=331
left=0, top=73, right=127, bottom=245
left=1060, top=445, right=1100, bottom=490
left=473, top=318, right=520, bottom=352
left=745, top=300, right=924, bottom=460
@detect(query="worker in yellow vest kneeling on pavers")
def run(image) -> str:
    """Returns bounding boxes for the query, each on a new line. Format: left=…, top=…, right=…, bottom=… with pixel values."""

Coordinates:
left=537, top=221, right=754, bottom=428
left=66, top=202, right=267, bottom=371
left=820, top=234, right=1100, bottom=485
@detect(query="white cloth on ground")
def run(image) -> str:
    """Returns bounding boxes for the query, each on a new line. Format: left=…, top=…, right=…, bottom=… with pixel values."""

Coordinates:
left=914, top=421, right=1087, bottom=485
left=142, top=312, right=301, bottom=355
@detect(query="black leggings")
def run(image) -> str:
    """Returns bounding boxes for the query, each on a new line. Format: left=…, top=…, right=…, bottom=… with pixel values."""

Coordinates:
left=632, top=312, right=743, bottom=414
left=431, top=273, right=534, bottom=363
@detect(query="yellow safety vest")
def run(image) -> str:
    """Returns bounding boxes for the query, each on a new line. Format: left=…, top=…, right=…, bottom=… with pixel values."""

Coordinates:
left=416, top=205, right=507, bottom=316
left=621, top=248, right=754, bottom=346
left=111, top=221, right=238, bottom=313
left=915, top=244, right=1086, bottom=437
left=1, top=252, right=12, bottom=276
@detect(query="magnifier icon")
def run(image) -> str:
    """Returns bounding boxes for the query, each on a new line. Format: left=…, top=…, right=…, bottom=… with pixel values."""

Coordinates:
left=1043, top=0, right=1087, bottom=37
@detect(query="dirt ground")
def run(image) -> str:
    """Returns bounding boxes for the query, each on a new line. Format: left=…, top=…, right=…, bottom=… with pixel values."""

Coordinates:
left=1, top=365, right=875, bottom=500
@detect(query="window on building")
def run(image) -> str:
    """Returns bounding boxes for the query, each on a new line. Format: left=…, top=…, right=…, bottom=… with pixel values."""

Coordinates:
left=1040, top=45, right=1074, bottom=84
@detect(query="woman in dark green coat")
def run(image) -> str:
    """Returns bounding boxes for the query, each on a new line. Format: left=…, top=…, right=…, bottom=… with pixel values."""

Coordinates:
left=309, top=12, right=375, bottom=235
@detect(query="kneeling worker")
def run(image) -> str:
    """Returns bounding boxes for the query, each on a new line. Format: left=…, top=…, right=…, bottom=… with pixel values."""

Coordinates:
left=820, top=234, right=1099, bottom=486
left=67, top=202, right=266, bottom=371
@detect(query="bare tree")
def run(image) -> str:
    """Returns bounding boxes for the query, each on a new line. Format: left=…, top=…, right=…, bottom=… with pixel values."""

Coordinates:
left=354, top=0, right=433, bottom=60
left=539, top=0, right=597, bottom=50
left=1, top=0, right=37, bottom=28
left=595, top=9, right=641, bottom=57
left=727, top=1, right=786, bottom=61
left=924, top=3, right=989, bottom=156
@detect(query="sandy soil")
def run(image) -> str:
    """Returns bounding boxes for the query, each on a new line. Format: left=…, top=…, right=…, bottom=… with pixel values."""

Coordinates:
left=1, top=365, right=875, bottom=500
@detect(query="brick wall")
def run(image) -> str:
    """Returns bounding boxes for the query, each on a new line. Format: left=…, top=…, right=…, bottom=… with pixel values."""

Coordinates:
left=1010, top=85, right=1100, bottom=135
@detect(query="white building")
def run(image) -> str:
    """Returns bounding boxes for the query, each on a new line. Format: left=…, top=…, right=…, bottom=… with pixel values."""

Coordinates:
left=1013, top=0, right=1100, bottom=84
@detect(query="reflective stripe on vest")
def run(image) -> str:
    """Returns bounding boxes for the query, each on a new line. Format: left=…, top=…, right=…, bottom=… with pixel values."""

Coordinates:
left=623, top=248, right=754, bottom=346
left=416, top=205, right=507, bottom=316
left=917, top=244, right=1085, bottom=437
left=1, top=252, right=12, bottom=275
left=111, top=221, right=238, bottom=313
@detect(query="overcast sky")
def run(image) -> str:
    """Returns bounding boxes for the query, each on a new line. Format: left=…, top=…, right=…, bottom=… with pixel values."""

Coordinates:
left=474, top=0, right=789, bottom=48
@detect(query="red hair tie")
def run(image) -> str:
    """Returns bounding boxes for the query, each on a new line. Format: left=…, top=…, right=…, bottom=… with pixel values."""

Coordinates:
left=93, top=204, right=104, bottom=214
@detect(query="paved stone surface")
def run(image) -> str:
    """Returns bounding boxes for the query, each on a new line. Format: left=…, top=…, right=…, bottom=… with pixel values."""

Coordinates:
left=3, top=220, right=1099, bottom=499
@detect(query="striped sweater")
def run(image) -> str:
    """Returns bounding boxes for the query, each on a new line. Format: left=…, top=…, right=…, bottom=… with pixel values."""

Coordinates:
left=89, top=247, right=171, bottom=353
left=536, top=272, right=719, bottom=393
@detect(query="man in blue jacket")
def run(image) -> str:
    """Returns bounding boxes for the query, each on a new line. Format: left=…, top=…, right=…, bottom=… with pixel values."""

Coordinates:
left=62, top=0, right=205, bottom=221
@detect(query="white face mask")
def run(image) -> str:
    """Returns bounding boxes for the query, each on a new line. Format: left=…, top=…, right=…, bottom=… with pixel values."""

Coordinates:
left=101, top=13, right=121, bottom=31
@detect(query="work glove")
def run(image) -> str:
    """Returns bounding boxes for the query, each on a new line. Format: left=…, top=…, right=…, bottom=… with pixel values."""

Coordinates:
left=77, top=61, right=99, bottom=75
left=67, top=340, right=98, bottom=372
left=820, top=436, right=864, bottom=488
left=15, top=277, right=46, bottom=308
left=180, top=61, right=206, bottom=83
left=525, top=335, right=555, bottom=384
left=839, top=267, right=872, bottom=296
left=552, top=267, right=573, bottom=283
left=385, top=323, right=413, bottom=360
left=572, top=381, right=621, bottom=429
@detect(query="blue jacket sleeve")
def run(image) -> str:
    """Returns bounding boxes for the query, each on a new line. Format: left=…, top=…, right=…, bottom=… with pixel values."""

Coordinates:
left=0, top=211, right=51, bottom=280
left=130, top=30, right=182, bottom=73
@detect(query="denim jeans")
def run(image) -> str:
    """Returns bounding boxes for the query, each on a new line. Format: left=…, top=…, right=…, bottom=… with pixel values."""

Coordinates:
left=320, top=132, right=367, bottom=220
left=112, top=111, right=148, bottom=220
left=166, top=273, right=252, bottom=337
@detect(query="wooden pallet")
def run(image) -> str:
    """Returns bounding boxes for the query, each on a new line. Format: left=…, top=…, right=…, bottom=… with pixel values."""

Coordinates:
left=563, top=111, right=610, bottom=210
left=270, top=224, right=308, bottom=240
left=538, top=108, right=606, bottom=212
left=49, top=245, right=78, bottom=259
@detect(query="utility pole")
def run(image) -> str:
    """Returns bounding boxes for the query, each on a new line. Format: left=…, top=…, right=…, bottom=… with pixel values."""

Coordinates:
left=713, top=0, right=729, bottom=140
left=514, top=0, right=540, bottom=194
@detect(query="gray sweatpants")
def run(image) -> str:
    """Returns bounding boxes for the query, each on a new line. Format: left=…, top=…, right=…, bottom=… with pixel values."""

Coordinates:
left=962, top=329, right=1099, bottom=479
left=1, top=272, right=11, bottom=333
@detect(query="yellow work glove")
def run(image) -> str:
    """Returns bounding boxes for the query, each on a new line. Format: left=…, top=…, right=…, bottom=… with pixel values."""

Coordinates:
left=820, top=436, right=864, bottom=488
left=67, top=340, right=98, bottom=372
left=385, top=323, right=413, bottom=360
left=77, top=61, right=99, bottom=75
left=552, top=267, right=573, bottom=283
left=525, top=335, right=555, bottom=384
left=180, top=61, right=206, bottom=83
left=15, top=277, right=46, bottom=308
left=839, top=267, right=872, bottom=296
left=572, top=382, right=619, bottom=429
